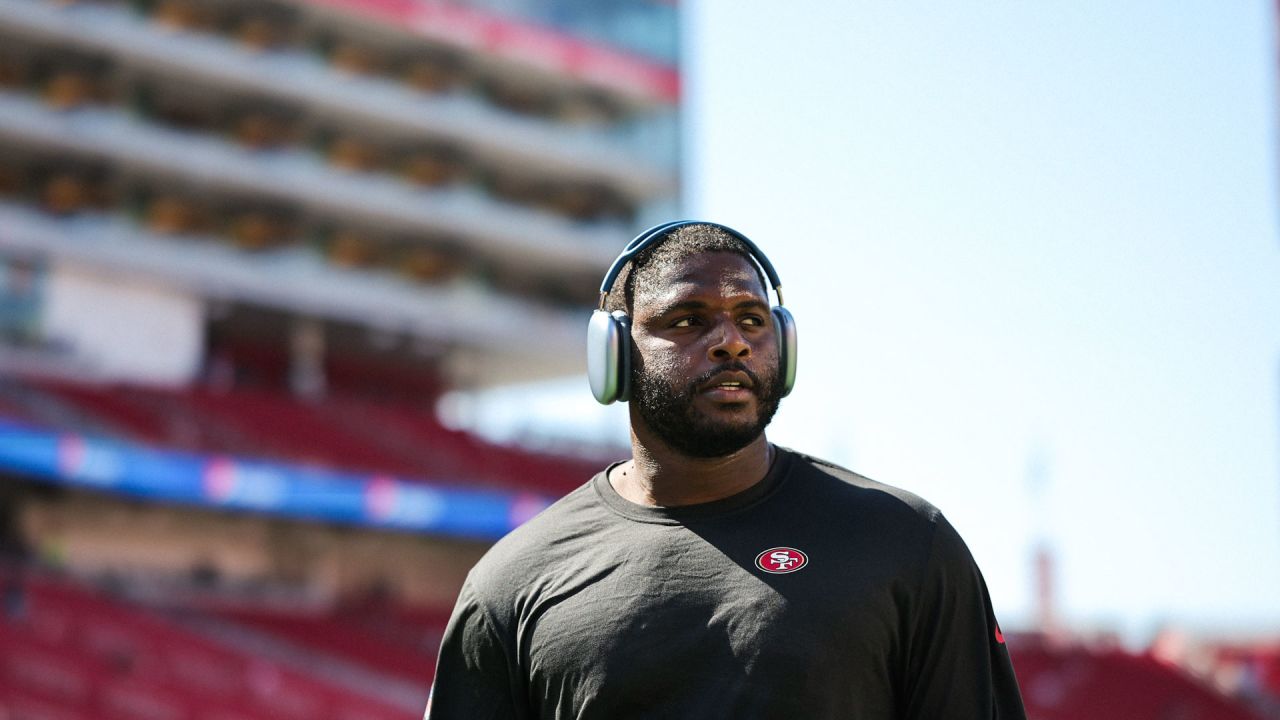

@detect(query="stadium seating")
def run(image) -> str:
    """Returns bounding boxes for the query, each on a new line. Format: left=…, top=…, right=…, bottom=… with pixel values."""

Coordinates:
left=0, top=572, right=420, bottom=720
left=201, top=604, right=443, bottom=685
left=1009, top=635, right=1264, bottom=720
left=3, top=375, right=601, bottom=497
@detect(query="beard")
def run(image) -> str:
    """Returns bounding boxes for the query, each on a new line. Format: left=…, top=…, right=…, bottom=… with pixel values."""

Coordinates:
left=632, top=359, right=784, bottom=459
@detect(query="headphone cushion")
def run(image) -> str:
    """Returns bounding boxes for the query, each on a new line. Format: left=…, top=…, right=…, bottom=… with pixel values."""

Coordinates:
left=614, top=313, right=633, bottom=402
left=772, top=306, right=797, bottom=397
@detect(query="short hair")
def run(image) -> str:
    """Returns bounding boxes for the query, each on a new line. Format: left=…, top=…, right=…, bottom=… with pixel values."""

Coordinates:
left=604, top=223, right=768, bottom=314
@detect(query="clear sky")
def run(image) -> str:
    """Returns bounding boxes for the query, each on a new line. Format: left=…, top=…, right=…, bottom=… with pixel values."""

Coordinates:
left=686, top=0, right=1280, bottom=638
left=452, top=1, right=1280, bottom=641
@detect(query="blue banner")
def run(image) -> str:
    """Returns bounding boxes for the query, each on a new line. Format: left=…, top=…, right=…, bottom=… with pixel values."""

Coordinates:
left=0, top=418, right=554, bottom=540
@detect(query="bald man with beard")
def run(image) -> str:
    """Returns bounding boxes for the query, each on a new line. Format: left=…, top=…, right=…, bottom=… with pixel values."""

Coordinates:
left=426, top=222, right=1025, bottom=720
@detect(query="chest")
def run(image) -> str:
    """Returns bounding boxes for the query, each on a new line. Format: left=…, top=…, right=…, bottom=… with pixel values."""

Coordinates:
left=517, top=524, right=907, bottom=714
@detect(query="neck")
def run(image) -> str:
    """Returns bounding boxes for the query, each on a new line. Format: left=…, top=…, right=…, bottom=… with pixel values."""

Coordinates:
left=609, top=422, right=774, bottom=507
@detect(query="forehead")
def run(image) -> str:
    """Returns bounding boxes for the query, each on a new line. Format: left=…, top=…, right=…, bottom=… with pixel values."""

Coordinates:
left=633, top=252, right=767, bottom=314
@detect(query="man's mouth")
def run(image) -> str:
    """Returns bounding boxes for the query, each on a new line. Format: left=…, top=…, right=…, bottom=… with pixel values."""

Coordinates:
left=698, top=370, right=756, bottom=401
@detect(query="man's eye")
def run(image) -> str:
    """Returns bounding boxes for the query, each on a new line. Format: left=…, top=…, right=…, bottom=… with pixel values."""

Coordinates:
left=672, top=317, right=697, bottom=328
left=742, top=315, right=765, bottom=326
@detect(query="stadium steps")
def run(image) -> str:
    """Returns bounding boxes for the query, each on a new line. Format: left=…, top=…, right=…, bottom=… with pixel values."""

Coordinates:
left=318, top=398, right=529, bottom=490
left=338, top=400, right=601, bottom=495
left=0, top=377, right=130, bottom=441
left=120, top=386, right=268, bottom=457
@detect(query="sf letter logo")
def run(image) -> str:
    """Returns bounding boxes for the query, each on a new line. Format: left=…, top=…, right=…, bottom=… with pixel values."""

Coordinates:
left=755, top=547, right=809, bottom=574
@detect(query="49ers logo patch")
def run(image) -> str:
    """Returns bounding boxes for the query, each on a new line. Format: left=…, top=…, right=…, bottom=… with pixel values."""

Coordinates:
left=755, top=547, right=808, bottom=574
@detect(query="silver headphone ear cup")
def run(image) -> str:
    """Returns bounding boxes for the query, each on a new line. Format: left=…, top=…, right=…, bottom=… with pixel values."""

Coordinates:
left=587, top=310, right=634, bottom=404
left=587, top=310, right=620, bottom=404
left=772, top=306, right=797, bottom=397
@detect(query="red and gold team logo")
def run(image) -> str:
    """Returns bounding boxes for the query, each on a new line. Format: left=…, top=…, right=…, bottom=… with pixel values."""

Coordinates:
left=754, top=547, right=808, bottom=574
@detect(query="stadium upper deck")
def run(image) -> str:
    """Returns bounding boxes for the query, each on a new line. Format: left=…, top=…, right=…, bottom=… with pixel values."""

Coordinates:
left=0, top=0, right=680, bottom=388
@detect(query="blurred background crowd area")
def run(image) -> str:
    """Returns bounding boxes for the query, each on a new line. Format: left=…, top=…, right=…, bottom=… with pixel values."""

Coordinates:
left=0, top=0, right=1275, bottom=719
left=0, top=0, right=682, bottom=306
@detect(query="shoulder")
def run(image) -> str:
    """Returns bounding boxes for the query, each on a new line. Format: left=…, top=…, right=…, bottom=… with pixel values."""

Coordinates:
left=780, top=447, right=944, bottom=528
left=779, top=448, right=981, bottom=580
left=462, top=474, right=613, bottom=608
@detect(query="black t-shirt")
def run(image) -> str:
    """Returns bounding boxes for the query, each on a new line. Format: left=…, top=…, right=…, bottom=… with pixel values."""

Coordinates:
left=427, top=448, right=1026, bottom=719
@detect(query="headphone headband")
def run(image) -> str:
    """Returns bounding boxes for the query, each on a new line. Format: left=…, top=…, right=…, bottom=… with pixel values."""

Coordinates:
left=597, top=220, right=784, bottom=307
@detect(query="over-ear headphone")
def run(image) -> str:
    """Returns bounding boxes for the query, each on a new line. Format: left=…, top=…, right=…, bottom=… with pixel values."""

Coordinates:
left=587, top=220, right=797, bottom=405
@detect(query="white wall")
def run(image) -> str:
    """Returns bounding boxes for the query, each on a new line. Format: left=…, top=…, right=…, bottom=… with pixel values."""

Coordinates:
left=42, top=262, right=205, bottom=385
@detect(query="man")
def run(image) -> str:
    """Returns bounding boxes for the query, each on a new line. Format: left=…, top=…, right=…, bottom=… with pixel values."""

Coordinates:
left=427, top=222, right=1025, bottom=719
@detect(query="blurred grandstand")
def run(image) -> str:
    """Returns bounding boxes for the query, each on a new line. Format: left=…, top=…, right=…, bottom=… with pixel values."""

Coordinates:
left=0, top=0, right=670, bottom=715
left=0, top=1, right=1275, bottom=718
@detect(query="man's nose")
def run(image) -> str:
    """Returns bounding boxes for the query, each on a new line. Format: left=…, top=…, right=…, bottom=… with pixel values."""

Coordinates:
left=708, top=319, right=750, bottom=360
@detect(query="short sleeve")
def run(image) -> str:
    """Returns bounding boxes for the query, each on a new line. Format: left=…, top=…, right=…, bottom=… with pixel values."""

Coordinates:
left=901, top=516, right=1026, bottom=720
left=425, top=581, right=528, bottom=720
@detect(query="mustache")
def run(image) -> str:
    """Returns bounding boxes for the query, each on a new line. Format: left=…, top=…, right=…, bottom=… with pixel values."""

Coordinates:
left=687, top=362, right=764, bottom=394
